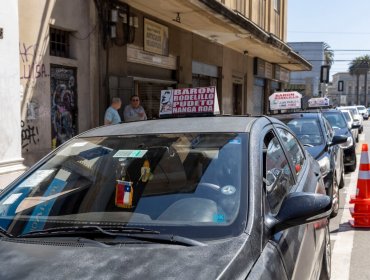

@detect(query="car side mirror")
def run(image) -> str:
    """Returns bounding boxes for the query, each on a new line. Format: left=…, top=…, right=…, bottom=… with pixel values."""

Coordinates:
left=352, top=123, right=361, bottom=129
left=329, top=135, right=348, bottom=146
left=266, top=192, right=332, bottom=234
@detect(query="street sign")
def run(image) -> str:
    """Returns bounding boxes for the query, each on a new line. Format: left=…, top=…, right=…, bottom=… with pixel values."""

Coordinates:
left=159, top=86, right=220, bottom=117
left=269, top=91, right=302, bottom=110
left=308, top=97, right=330, bottom=108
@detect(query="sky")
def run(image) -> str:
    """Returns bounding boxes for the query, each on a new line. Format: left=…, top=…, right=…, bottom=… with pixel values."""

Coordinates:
left=287, top=0, right=370, bottom=78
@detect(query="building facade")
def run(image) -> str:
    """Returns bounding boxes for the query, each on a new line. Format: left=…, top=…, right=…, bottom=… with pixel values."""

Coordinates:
left=18, top=0, right=99, bottom=166
left=0, top=0, right=26, bottom=185
left=328, top=72, right=370, bottom=107
left=287, top=42, right=326, bottom=105
left=2, top=0, right=311, bottom=174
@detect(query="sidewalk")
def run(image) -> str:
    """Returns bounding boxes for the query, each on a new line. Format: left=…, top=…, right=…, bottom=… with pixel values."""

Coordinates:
left=0, top=171, right=25, bottom=190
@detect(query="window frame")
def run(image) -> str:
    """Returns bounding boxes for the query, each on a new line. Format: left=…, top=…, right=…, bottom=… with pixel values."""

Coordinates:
left=262, top=129, right=296, bottom=215
left=275, top=127, right=307, bottom=179
left=49, top=27, right=71, bottom=58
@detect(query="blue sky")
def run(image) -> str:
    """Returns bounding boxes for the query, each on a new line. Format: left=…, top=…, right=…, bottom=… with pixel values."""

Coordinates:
left=288, top=0, right=370, bottom=77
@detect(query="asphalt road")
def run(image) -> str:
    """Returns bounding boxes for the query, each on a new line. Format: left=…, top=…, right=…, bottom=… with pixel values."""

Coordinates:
left=330, top=120, right=370, bottom=280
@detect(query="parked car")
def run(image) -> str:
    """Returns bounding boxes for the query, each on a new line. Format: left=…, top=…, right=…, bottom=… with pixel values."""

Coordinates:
left=341, top=109, right=360, bottom=143
left=0, top=116, right=331, bottom=280
left=274, top=112, right=347, bottom=218
left=323, top=109, right=357, bottom=172
left=356, top=105, right=369, bottom=120
left=338, top=106, right=363, bottom=133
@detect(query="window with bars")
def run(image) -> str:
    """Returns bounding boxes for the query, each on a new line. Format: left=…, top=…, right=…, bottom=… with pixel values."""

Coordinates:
left=50, top=28, right=70, bottom=58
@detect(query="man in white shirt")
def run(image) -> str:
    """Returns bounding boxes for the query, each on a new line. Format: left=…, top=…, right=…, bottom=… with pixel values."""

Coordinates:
left=123, top=95, right=147, bottom=122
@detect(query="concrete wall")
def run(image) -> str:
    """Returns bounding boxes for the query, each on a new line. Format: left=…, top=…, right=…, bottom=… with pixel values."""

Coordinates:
left=0, top=0, right=25, bottom=174
left=18, top=0, right=95, bottom=166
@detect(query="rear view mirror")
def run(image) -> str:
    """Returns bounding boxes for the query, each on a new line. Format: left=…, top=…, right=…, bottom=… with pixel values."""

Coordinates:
left=352, top=123, right=361, bottom=129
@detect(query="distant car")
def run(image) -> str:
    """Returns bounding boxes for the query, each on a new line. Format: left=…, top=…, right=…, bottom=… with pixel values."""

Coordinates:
left=323, top=109, right=357, bottom=173
left=338, top=106, right=363, bottom=133
left=357, top=105, right=369, bottom=120
left=274, top=112, right=347, bottom=218
left=0, top=116, right=332, bottom=280
left=341, top=109, right=360, bottom=143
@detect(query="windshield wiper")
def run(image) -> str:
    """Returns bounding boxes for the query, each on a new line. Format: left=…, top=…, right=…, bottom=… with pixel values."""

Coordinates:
left=0, top=226, right=13, bottom=238
left=19, top=225, right=159, bottom=238
left=130, top=234, right=205, bottom=246
left=19, top=225, right=205, bottom=246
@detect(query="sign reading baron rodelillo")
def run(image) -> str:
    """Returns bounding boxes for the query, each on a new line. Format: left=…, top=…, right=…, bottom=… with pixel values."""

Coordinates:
left=269, top=91, right=302, bottom=111
left=159, top=86, right=220, bottom=117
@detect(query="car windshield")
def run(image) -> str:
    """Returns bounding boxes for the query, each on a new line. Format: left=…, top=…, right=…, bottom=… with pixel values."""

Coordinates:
left=282, top=117, right=324, bottom=146
left=0, top=133, right=247, bottom=239
left=342, top=111, right=351, bottom=122
left=323, top=112, right=347, bottom=129
left=357, top=106, right=366, bottom=112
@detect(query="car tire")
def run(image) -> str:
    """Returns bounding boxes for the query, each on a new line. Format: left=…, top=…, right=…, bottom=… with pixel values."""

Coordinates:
left=346, top=158, right=357, bottom=173
left=330, top=174, right=339, bottom=218
left=339, top=170, right=345, bottom=189
left=319, top=224, right=331, bottom=280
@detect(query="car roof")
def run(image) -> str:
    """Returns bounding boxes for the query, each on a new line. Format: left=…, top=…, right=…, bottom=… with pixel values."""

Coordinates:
left=80, top=116, right=259, bottom=137
left=271, top=111, right=321, bottom=119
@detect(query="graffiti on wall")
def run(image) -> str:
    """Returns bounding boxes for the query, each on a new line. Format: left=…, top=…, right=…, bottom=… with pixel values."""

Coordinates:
left=19, top=43, right=49, bottom=80
left=50, top=65, right=77, bottom=149
left=21, top=121, right=40, bottom=152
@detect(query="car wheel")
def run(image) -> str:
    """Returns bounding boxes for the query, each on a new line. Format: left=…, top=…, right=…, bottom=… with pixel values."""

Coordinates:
left=330, top=174, right=339, bottom=218
left=346, top=157, right=357, bottom=173
left=339, top=170, right=345, bottom=189
left=319, top=224, right=331, bottom=280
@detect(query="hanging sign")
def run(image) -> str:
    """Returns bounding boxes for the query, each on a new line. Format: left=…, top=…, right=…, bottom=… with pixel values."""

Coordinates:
left=159, top=86, right=220, bottom=117
left=308, top=97, right=330, bottom=108
left=269, top=91, right=302, bottom=110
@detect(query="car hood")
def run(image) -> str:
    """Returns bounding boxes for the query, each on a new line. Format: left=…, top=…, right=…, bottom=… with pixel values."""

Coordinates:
left=306, top=144, right=326, bottom=159
left=0, top=234, right=253, bottom=280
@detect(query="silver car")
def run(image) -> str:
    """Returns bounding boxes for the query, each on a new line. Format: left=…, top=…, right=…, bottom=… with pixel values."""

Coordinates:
left=357, top=105, right=369, bottom=120
left=341, top=109, right=360, bottom=142
left=338, top=106, right=363, bottom=133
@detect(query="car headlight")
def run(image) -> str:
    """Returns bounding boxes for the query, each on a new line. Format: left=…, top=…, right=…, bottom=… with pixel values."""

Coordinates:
left=318, top=156, right=330, bottom=177
left=339, top=136, right=353, bottom=149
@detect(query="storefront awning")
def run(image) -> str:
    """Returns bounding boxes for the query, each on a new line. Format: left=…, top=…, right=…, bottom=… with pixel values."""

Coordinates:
left=119, top=0, right=311, bottom=71
left=130, top=76, right=177, bottom=85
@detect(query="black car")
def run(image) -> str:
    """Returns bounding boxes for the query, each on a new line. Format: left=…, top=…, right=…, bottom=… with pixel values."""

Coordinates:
left=323, top=109, right=357, bottom=172
left=0, top=116, right=331, bottom=279
left=274, top=112, right=347, bottom=218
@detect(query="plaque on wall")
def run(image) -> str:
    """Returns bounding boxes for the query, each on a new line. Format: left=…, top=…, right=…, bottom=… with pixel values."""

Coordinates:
left=144, top=18, right=169, bottom=56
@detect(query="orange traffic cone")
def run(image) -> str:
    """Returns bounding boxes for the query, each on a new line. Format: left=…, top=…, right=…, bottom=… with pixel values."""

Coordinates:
left=349, top=144, right=370, bottom=227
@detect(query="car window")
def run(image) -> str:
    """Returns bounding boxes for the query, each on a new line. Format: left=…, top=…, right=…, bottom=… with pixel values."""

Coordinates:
left=263, top=131, right=294, bottom=215
left=0, top=133, right=247, bottom=239
left=323, top=112, right=347, bottom=129
left=276, top=128, right=305, bottom=176
left=281, top=117, right=324, bottom=146
left=342, top=111, right=351, bottom=122
left=323, top=118, right=334, bottom=139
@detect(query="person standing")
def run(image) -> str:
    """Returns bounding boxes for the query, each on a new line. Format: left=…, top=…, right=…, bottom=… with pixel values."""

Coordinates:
left=124, top=95, right=147, bottom=122
left=104, top=97, right=122, bottom=125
